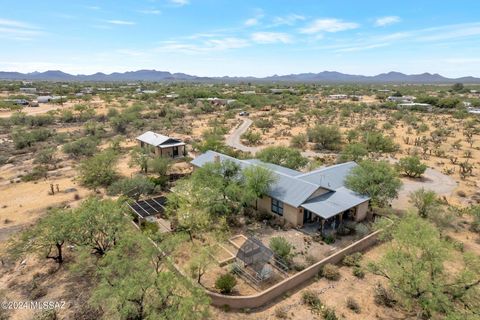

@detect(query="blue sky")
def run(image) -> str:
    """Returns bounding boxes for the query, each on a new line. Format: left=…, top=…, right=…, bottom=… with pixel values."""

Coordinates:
left=1, top=0, right=480, bottom=77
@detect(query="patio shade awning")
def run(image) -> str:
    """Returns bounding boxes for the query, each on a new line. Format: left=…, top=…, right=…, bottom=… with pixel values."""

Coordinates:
left=301, top=187, right=369, bottom=220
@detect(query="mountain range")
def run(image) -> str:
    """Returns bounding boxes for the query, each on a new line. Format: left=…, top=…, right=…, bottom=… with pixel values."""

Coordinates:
left=1, top=70, right=480, bottom=83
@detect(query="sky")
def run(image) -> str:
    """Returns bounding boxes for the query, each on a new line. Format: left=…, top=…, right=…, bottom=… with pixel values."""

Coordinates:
left=1, top=0, right=480, bottom=77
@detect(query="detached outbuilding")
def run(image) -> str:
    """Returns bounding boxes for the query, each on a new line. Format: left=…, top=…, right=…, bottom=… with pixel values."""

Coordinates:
left=136, top=131, right=186, bottom=158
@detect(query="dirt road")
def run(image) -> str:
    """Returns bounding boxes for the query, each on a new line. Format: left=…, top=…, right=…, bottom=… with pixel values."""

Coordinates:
left=225, top=118, right=335, bottom=157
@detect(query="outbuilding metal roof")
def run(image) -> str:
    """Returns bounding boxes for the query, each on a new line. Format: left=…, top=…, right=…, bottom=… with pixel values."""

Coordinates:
left=301, top=187, right=369, bottom=219
left=136, top=131, right=185, bottom=148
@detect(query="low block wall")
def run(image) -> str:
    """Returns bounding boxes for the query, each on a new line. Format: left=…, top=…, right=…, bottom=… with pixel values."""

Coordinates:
left=206, top=230, right=380, bottom=309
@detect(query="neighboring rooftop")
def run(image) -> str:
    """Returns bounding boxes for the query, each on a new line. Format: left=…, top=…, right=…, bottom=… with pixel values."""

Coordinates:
left=136, top=131, right=185, bottom=148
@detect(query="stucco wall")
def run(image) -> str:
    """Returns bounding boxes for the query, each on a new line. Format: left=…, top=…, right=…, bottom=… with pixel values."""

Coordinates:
left=257, top=196, right=302, bottom=227
left=154, top=145, right=185, bottom=158
left=206, top=229, right=381, bottom=309
left=354, top=201, right=369, bottom=221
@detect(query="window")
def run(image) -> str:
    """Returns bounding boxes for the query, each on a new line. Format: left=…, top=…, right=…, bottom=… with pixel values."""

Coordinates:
left=271, top=198, right=284, bottom=216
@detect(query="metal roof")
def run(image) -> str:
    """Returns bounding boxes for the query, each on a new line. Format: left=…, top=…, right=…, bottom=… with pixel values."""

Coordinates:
left=136, top=131, right=185, bottom=147
left=301, top=187, right=369, bottom=219
left=191, top=151, right=369, bottom=212
left=296, top=162, right=358, bottom=190
left=242, top=159, right=302, bottom=177
left=191, top=151, right=318, bottom=207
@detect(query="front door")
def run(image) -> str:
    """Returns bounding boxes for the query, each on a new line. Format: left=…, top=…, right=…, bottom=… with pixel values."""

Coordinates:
left=173, top=146, right=179, bottom=157
left=303, top=209, right=312, bottom=223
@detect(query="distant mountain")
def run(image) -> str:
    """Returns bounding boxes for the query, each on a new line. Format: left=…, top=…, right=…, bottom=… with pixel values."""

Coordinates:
left=1, top=69, right=480, bottom=83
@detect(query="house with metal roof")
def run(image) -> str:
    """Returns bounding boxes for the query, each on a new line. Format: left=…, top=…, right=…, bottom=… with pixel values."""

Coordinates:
left=136, top=131, right=186, bottom=158
left=191, top=151, right=370, bottom=233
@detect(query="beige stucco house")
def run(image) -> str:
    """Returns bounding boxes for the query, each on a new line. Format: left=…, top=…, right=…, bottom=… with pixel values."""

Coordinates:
left=136, top=131, right=186, bottom=158
left=191, top=151, right=370, bottom=234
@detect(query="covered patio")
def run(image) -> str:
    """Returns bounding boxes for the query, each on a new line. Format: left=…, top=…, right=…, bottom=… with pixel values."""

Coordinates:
left=300, top=187, right=369, bottom=235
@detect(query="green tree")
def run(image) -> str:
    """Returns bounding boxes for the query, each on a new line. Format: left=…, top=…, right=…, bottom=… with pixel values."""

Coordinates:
left=130, top=147, right=151, bottom=174
left=71, top=197, right=127, bottom=256
left=243, top=165, right=276, bottom=209
left=363, top=132, right=398, bottom=154
left=256, top=146, right=308, bottom=170
left=79, top=150, right=119, bottom=190
left=10, top=208, right=74, bottom=264
left=307, top=125, right=342, bottom=151
left=187, top=246, right=213, bottom=285
left=371, top=214, right=480, bottom=318
left=149, top=157, right=172, bottom=178
left=345, top=160, right=402, bottom=207
left=91, top=232, right=210, bottom=319
left=338, top=143, right=368, bottom=163
left=107, top=176, right=157, bottom=200
left=397, top=156, right=427, bottom=178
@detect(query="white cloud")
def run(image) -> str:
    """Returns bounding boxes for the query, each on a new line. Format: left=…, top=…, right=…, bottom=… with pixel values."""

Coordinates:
left=300, top=18, right=359, bottom=34
left=138, top=9, right=161, bottom=15
left=375, top=16, right=401, bottom=27
left=85, top=6, right=100, bottom=10
left=245, top=18, right=259, bottom=26
left=106, top=20, right=136, bottom=26
left=251, top=32, right=291, bottom=44
left=156, top=37, right=249, bottom=54
left=272, top=14, right=305, bottom=26
left=335, top=42, right=390, bottom=52
left=0, top=18, right=43, bottom=41
left=170, top=0, right=189, bottom=6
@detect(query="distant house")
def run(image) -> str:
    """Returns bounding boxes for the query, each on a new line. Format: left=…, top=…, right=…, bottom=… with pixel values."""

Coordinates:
left=191, top=151, right=370, bottom=234
left=240, top=90, right=256, bottom=95
left=37, top=96, right=53, bottom=103
left=20, top=87, right=37, bottom=94
left=197, top=97, right=236, bottom=106
left=165, top=93, right=179, bottom=99
left=328, top=94, right=348, bottom=100
left=136, top=131, right=186, bottom=158
left=387, top=95, right=416, bottom=103
left=398, top=102, right=432, bottom=110
left=467, top=107, right=480, bottom=114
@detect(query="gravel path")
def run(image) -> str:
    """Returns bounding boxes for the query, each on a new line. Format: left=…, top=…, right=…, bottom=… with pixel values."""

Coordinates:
left=392, top=168, right=457, bottom=209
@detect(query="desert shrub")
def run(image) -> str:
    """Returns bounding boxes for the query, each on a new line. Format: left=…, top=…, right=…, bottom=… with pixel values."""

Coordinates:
left=302, top=290, right=321, bottom=308
left=241, top=130, right=262, bottom=145
left=346, top=297, right=361, bottom=313
left=21, top=166, right=48, bottom=182
left=352, top=266, right=365, bottom=278
left=290, top=133, right=307, bottom=149
left=253, top=118, right=273, bottom=129
left=269, top=237, right=293, bottom=262
left=342, top=252, right=363, bottom=267
left=12, top=128, right=53, bottom=149
left=215, top=273, right=237, bottom=294
left=62, top=136, right=98, bottom=157
left=373, top=283, right=396, bottom=307
left=79, top=150, right=119, bottom=189
left=107, top=176, right=156, bottom=200
left=322, top=307, right=338, bottom=320
left=33, top=309, right=57, bottom=320
left=321, top=264, right=341, bottom=281
left=307, top=125, right=342, bottom=151
left=274, top=306, right=288, bottom=319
